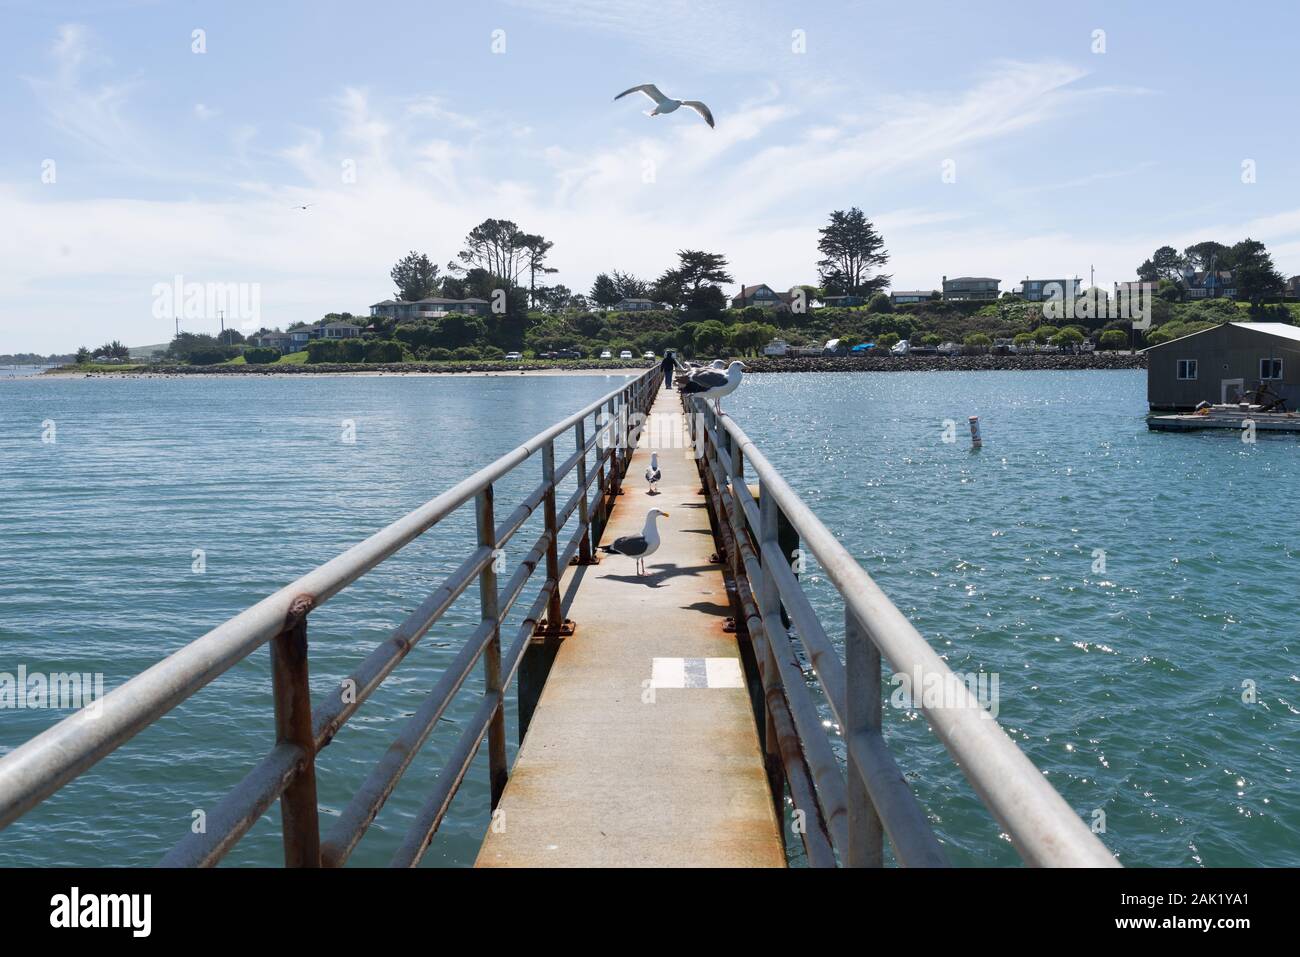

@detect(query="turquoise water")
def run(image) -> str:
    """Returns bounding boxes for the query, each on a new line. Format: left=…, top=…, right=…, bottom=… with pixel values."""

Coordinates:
left=0, top=370, right=1296, bottom=867
left=725, top=370, right=1299, bottom=867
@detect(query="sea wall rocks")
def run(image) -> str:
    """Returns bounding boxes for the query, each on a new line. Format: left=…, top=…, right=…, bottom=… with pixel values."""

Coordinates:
left=85, top=353, right=1146, bottom=375
left=743, top=353, right=1147, bottom=373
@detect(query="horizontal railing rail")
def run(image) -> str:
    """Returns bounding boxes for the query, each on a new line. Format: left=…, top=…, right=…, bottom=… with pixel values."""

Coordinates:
left=0, top=367, right=661, bottom=866
left=691, top=395, right=1118, bottom=868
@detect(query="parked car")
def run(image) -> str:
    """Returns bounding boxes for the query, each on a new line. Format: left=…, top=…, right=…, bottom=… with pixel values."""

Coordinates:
left=763, top=338, right=789, bottom=357
left=642, top=351, right=656, bottom=359
left=599, top=349, right=612, bottom=359
left=504, top=351, right=523, bottom=361
left=890, top=339, right=911, bottom=356
left=619, top=350, right=633, bottom=360
left=937, top=342, right=962, bottom=355
left=556, top=348, right=583, bottom=359
left=1080, top=340, right=1096, bottom=353
left=822, top=338, right=848, bottom=356
left=992, top=338, right=1016, bottom=355
left=850, top=342, right=874, bottom=354
left=538, top=351, right=558, bottom=359
left=909, top=345, right=938, bottom=356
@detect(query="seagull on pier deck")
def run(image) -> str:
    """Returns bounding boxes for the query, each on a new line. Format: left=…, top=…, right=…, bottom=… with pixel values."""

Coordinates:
left=614, top=84, right=715, bottom=128
left=645, top=452, right=662, bottom=494
left=598, top=507, right=669, bottom=576
left=679, top=360, right=746, bottom=413
left=677, top=358, right=726, bottom=390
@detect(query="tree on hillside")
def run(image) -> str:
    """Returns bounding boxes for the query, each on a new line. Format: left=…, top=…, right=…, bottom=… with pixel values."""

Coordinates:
left=1229, top=238, right=1285, bottom=305
left=651, top=268, right=684, bottom=308
left=590, top=273, right=620, bottom=307
left=534, top=284, right=572, bottom=312
left=75, top=346, right=91, bottom=364
left=612, top=270, right=651, bottom=301
left=1137, top=245, right=1185, bottom=282
left=521, top=234, right=557, bottom=309
left=449, top=218, right=532, bottom=292
left=1182, top=241, right=1230, bottom=272
left=656, top=250, right=731, bottom=314
left=390, top=251, right=440, bottom=301
left=816, top=208, right=891, bottom=296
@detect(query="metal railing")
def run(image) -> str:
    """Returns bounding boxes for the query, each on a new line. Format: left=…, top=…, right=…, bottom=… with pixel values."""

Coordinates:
left=690, top=396, right=1118, bottom=867
left=0, top=367, right=662, bottom=866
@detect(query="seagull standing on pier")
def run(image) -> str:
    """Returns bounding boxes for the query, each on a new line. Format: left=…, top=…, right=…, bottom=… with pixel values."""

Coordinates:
left=645, top=452, right=662, bottom=494
left=679, top=360, right=746, bottom=413
left=614, top=84, right=716, bottom=128
left=599, top=507, right=669, bottom=576
left=677, top=358, right=726, bottom=390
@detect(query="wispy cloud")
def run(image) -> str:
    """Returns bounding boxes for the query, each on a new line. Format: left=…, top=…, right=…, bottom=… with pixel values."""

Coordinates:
left=24, top=23, right=144, bottom=166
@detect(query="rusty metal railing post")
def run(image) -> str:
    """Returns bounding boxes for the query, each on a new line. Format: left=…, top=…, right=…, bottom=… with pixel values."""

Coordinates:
left=594, top=409, right=608, bottom=544
left=575, top=420, right=595, bottom=565
left=607, top=397, right=623, bottom=499
left=476, top=486, right=508, bottom=807
left=271, top=595, right=321, bottom=867
left=538, top=439, right=568, bottom=635
left=845, top=607, right=884, bottom=867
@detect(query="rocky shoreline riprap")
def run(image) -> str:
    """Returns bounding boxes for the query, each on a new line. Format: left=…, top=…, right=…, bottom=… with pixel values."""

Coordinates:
left=67, top=353, right=1146, bottom=376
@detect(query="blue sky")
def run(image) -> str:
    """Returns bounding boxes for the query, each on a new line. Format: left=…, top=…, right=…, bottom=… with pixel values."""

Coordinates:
left=3, top=0, right=1299, bottom=352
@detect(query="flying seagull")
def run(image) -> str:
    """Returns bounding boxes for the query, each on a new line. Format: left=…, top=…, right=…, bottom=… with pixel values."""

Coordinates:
left=291, top=203, right=315, bottom=211
left=598, top=507, right=669, bottom=576
left=645, top=452, right=662, bottom=494
left=679, top=360, right=746, bottom=413
left=614, top=84, right=715, bottom=128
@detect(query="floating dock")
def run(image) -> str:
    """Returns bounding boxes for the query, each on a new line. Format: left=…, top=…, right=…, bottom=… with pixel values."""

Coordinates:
left=1148, top=405, right=1300, bottom=433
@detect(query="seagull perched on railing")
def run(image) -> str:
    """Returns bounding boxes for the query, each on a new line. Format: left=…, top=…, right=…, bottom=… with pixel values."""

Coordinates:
left=614, top=84, right=715, bottom=128
left=598, top=507, right=669, bottom=576
left=645, top=452, right=662, bottom=494
left=679, top=360, right=746, bottom=413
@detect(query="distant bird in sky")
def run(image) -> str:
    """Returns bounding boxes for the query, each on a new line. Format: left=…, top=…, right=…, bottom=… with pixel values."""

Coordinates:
left=645, top=452, right=662, bottom=494
left=679, top=360, right=746, bottom=413
left=599, top=507, right=669, bottom=576
left=614, top=84, right=715, bottom=128
left=291, top=203, right=314, bottom=210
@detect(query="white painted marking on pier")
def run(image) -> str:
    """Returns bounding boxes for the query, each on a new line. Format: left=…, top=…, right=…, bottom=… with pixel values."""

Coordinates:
left=650, top=657, right=744, bottom=689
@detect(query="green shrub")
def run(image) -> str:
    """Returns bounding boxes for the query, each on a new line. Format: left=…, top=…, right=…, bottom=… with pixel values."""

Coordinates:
left=365, top=340, right=404, bottom=363
left=1098, top=330, right=1128, bottom=350
left=426, top=347, right=452, bottom=361
left=452, top=346, right=480, bottom=361
left=243, top=347, right=279, bottom=364
left=187, top=346, right=239, bottom=365
left=340, top=339, right=367, bottom=363
left=866, top=293, right=893, bottom=314
left=481, top=345, right=505, bottom=360
left=306, top=340, right=342, bottom=363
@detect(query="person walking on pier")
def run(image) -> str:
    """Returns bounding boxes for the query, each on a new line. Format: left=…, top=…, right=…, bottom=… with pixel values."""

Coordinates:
left=661, top=350, right=679, bottom=388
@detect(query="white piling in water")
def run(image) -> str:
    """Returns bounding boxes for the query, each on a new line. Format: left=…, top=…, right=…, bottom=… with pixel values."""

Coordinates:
left=968, top=415, right=982, bottom=449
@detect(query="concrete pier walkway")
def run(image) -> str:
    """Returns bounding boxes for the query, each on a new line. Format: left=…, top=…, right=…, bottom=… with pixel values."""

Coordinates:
left=476, top=386, right=785, bottom=867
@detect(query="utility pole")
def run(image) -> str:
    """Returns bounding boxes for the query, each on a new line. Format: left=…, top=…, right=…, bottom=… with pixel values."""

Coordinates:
left=174, top=316, right=180, bottom=337
left=219, top=309, right=225, bottom=343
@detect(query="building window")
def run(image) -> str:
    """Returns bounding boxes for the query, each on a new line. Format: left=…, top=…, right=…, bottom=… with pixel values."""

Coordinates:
left=1261, top=358, right=1283, bottom=380
left=1177, top=359, right=1197, bottom=380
